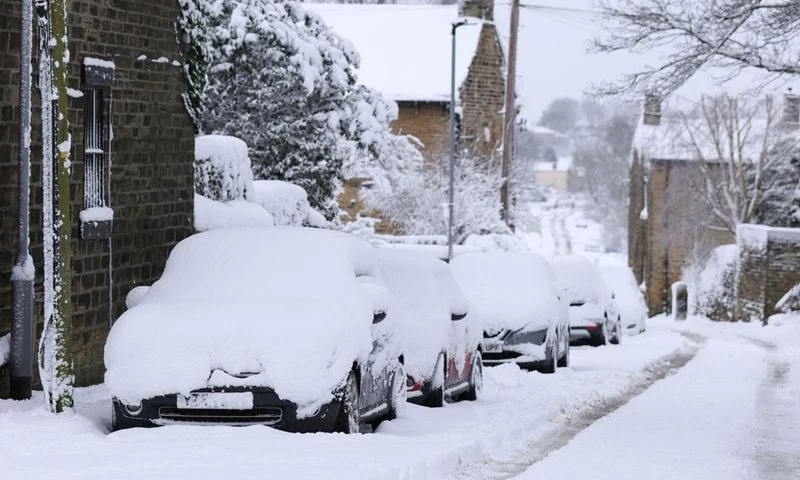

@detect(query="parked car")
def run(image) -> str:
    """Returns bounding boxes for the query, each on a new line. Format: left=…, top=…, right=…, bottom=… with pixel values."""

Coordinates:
left=451, top=252, right=570, bottom=372
left=550, top=255, right=621, bottom=346
left=105, top=227, right=406, bottom=433
left=600, top=266, right=648, bottom=334
left=377, top=249, right=483, bottom=406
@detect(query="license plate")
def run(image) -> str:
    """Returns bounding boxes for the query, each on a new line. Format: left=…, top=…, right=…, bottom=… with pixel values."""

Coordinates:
left=177, top=392, right=254, bottom=410
left=482, top=341, right=503, bottom=353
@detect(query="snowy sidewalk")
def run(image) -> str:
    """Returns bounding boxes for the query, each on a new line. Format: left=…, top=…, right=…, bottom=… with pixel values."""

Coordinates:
left=513, top=330, right=800, bottom=480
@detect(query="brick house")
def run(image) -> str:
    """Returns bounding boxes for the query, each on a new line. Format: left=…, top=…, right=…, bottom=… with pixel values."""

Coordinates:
left=0, top=0, right=195, bottom=395
left=306, top=1, right=506, bottom=226
left=628, top=90, right=799, bottom=314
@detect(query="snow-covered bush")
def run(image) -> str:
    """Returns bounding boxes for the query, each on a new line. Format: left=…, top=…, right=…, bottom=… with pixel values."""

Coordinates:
left=776, top=283, right=800, bottom=313
left=194, top=194, right=275, bottom=232
left=687, top=244, right=739, bottom=321
left=194, top=135, right=253, bottom=201
left=187, top=0, right=414, bottom=219
left=249, top=180, right=328, bottom=227
left=362, top=155, right=509, bottom=242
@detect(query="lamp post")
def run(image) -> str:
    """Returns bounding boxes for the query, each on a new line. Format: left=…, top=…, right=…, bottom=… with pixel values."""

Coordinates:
left=447, top=19, right=469, bottom=262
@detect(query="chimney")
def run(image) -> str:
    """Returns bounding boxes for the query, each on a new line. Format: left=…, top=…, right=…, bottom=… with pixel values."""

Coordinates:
left=781, top=91, right=800, bottom=127
left=643, top=92, right=661, bottom=126
left=458, top=0, right=493, bottom=20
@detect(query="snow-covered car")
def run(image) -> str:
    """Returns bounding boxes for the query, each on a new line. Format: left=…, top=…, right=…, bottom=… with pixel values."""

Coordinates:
left=377, top=249, right=482, bottom=407
left=550, top=255, right=621, bottom=346
left=451, top=253, right=570, bottom=372
left=600, top=265, right=648, bottom=334
left=105, top=227, right=405, bottom=433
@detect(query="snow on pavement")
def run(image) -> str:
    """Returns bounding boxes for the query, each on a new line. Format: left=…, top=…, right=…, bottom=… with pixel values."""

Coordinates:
left=0, top=321, right=688, bottom=479
left=513, top=316, right=800, bottom=480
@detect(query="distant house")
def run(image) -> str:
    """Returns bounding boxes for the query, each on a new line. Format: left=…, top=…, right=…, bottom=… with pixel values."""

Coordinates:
left=306, top=1, right=506, bottom=225
left=628, top=87, right=799, bottom=313
left=533, top=157, right=572, bottom=191
left=0, top=1, right=195, bottom=394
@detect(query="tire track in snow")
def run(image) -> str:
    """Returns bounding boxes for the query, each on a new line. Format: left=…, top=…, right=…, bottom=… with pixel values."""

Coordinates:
left=446, top=332, right=706, bottom=480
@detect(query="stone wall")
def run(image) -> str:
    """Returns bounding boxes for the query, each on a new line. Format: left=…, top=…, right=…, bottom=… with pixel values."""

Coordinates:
left=0, top=0, right=194, bottom=392
left=392, top=101, right=449, bottom=161
left=737, top=224, right=800, bottom=321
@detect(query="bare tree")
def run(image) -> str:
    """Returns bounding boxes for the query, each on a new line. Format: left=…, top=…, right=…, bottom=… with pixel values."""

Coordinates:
left=679, top=94, right=792, bottom=233
left=596, top=0, right=800, bottom=95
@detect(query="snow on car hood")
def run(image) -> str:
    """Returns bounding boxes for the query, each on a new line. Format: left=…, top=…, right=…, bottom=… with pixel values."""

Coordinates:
left=105, top=299, right=373, bottom=413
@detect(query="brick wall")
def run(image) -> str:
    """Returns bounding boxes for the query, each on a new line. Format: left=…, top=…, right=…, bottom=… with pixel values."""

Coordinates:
left=0, top=0, right=194, bottom=392
left=392, top=101, right=449, bottom=161
left=737, top=224, right=800, bottom=321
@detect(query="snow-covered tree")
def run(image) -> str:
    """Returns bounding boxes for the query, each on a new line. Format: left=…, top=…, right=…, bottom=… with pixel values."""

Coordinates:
left=753, top=139, right=800, bottom=228
left=596, top=0, right=800, bottom=95
left=178, top=0, right=214, bottom=133
left=188, top=0, right=413, bottom=219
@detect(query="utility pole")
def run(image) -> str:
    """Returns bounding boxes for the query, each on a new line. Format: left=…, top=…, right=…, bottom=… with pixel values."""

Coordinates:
left=11, top=0, right=35, bottom=400
left=500, top=0, right=520, bottom=227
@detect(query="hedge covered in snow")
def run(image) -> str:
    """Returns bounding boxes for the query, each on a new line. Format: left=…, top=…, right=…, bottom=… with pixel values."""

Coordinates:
left=194, top=135, right=253, bottom=202
left=687, top=244, right=739, bottom=321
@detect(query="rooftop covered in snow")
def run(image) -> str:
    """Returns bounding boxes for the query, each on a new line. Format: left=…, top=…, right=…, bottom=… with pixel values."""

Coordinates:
left=304, top=4, right=484, bottom=103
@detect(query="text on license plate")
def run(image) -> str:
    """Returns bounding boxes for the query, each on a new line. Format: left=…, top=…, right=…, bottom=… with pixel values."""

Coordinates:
left=177, top=392, right=254, bottom=410
left=482, top=341, right=503, bottom=353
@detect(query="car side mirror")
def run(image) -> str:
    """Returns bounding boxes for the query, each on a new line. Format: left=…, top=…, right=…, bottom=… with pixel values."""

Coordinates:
left=451, top=312, right=467, bottom=321
left=373, top=311, right=387, bottom=324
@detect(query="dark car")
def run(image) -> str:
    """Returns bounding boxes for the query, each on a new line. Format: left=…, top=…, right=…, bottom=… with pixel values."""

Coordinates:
left=105, top=227, right=406, bottom=433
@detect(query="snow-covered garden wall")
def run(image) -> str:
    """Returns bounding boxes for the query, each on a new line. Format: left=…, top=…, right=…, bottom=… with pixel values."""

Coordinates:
left=737, top=224, right=800, bottom=321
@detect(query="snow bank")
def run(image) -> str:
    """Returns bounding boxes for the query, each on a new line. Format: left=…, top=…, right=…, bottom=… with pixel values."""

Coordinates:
left=194, top=135, right=253, bottom=202
left=248, top=180, right=327, bottom=227
left=105, top=227, right=394, bottom=415
left=0, top=333, right=9, bottom=367
left=377, top=249, right=477, bottom=380
left=451, top=253, right=562, bottom=333
left=193, top=194, right=274, bottom=231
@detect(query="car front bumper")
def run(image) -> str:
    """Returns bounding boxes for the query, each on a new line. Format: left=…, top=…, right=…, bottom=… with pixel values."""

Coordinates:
left=481, top=327, right=548, bottom=368
left=113, top=386, right=341, bottom=433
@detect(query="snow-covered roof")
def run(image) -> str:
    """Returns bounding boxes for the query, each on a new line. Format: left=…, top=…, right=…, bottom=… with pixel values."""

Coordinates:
left=304, top=4, right=484, bottom=102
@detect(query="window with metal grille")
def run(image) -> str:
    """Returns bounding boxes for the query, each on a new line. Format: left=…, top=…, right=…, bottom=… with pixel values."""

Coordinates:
left=80, top=58, right=114, bottom=239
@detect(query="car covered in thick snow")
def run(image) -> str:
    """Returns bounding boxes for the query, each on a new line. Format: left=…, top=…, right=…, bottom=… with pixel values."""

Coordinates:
left=550, top=255, right=621, bottom=346
left=105, top=227, right=405, bottom=433
left=600, top=266, right=647, bottom=334
left=451, top=252, right=570, bottom=372
left=377, top=249, right=482, bottom=407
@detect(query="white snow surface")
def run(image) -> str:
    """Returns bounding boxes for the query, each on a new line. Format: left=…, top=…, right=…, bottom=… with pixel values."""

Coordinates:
left=10, top=254, right=35, bottom=282
left=303, top=4, right=483, bottom=102
left=83, top=57, right=115, bottom=70
left=600, top=265, right=648, bottom=331
left=377, top=249, right=477, bottom=381
left=248, top=180, right=327, bottom=227
left=451, top=252, right=562, bottom=333
left=104, top=227, right=392, bottom=415
left=193, top=194, right=274, bottom=231
left=79, top=206, right=114, bottom=222
left=550, top=255, right=611, bottom=305
left=0, top=333, right=9, bottom=367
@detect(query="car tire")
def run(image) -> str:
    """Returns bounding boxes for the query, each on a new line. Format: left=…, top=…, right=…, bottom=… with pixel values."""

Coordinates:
left=386, top=361, right=407, bottom=421
left=464, top=351, right=483, bottom=401
left=557, top=334, right=570, bottom=368
left=590, top=319, right=608, bottom=347
left=424, top=353, right=446, bottom=408
left=541, top=336, right=558, bottom=374
left=334, top=371, right=360, bottom=434
left=610, top=317, right=622, bottom=345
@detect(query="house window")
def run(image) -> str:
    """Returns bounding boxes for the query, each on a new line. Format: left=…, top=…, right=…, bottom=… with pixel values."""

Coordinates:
left=80, top=57, right=115, bottom=239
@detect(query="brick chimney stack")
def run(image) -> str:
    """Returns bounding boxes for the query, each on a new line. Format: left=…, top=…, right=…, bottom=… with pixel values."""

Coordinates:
left=643, top=92, right=661, bottom=126
left=459, top=0, right=494, bottom=20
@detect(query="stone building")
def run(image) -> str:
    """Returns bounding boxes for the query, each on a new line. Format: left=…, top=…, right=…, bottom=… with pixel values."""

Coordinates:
left=305, top=1, right=506, bottom=225
left=0, top=0, right=195, bottom=395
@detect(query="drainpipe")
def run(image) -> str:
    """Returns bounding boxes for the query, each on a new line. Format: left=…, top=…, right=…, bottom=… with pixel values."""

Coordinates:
left=10, top=0, right=35, bottom=400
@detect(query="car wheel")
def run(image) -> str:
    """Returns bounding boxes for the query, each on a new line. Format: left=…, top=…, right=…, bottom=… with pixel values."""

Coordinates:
left=590, top=319, right=608, bottom=347
left=557, top=334, right=570, bottom=368
left=334, top=371, right=360, bottom=434
left=386, top=361, right=407, bottom=420
left=424, top=353, right=446, bottom=408
left=464, top=351, right=483, bottom=401
left=610, top=317, right=622, bottom=345
left=541, top=336, right=558, bottom=374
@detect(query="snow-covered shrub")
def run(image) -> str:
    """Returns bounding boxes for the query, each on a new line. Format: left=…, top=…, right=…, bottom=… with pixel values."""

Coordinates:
left=194, top=194, right=274, bottom=232
left=248, top=180, right=328, bottom=228
left=687, top=244, right=739, bottom=321
left=191, top=0, right=412, bottom=219
left=776, top=283, right=800, bottom=313
left=194, top=135, right=253, bottom=201
left=362, top=155, right=509, bottom=242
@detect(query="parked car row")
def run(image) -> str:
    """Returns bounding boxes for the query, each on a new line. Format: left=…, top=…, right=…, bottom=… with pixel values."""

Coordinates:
left=104, top=227, right=647, bottom=433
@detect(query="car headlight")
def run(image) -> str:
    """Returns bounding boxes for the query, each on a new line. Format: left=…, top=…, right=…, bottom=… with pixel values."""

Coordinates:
left=504, top=329, right=547, bottom=346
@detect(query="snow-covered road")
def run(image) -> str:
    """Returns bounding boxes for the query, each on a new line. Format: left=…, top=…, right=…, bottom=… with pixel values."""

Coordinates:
left=1, top=316, right=797, bottom=480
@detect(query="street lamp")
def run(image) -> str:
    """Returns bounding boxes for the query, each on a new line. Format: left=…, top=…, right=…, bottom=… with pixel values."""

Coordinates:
left=447, top=20, right=470, bottom=262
